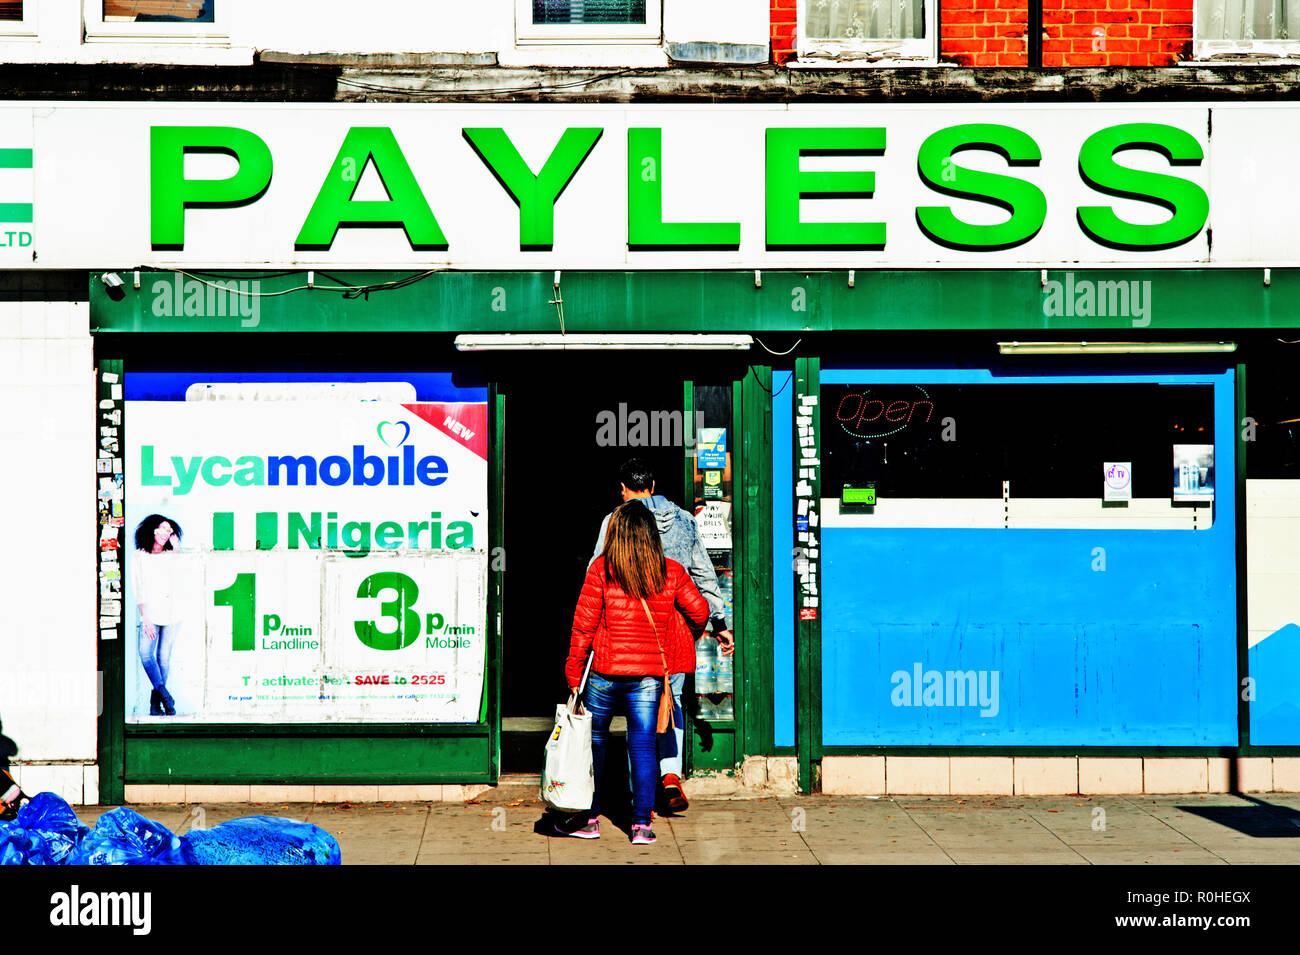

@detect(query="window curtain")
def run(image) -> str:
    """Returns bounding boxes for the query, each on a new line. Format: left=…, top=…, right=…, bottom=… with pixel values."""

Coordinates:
left=804, top=0, right=924, bottom=41
left=533, top=0, right=647, bottom=25
left=1198, top=0, right=1300, bottom=40
left=103, top=1, right=213, bottom=21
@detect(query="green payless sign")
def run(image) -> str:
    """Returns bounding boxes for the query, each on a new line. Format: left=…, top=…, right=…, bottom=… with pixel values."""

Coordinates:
left=149, top=120, right=1207, bottom=255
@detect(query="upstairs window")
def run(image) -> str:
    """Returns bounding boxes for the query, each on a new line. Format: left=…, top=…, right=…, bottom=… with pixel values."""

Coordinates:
left=799, top=0, right=934, bottom=62
left=86, top=1, right=227, bottom=42
left=0, top=1, right=36, bottom=37
left=516, top=0, right=661, bottom=43
left=1196, top=0, right=1300, bottom=58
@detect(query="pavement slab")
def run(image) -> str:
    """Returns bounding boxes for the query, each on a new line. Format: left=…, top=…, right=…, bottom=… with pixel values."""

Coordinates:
left=91, top=785, right=1300, bottom=864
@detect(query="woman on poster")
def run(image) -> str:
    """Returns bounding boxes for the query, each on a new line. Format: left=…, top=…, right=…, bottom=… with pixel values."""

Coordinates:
left=133, top=514, right=184, bottom=717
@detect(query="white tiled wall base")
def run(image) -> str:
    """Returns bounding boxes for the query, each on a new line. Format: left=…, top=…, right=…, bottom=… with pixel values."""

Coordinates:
left=817, top=757, right=1300, bottom=795
left=123, top=784, right=493, bottom=804
left=9, top=763, right=97, bottom=805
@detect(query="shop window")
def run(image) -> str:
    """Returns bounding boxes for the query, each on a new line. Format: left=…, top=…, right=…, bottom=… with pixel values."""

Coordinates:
left=85, top=0, right=226, bottom=41
left=1246, top=363, right=1300, bottom=479
left=798, top=0, right=935, bottom=63
left=689, top=384, right=735, bottom=723
left=516, top=0, right=661, bottom=44
left=1194, top=0, right=1300, bottom=59
left=822, top=382, right=1214, bottom=500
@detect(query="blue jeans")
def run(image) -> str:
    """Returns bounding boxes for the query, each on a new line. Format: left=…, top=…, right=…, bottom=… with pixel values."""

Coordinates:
left=138, top=623, right=178, bottom=693
left=583, top=672, right=662, bottom=827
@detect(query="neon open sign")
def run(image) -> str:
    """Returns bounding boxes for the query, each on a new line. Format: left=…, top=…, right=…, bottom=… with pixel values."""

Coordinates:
left=836, top=386, right=935, bottom=439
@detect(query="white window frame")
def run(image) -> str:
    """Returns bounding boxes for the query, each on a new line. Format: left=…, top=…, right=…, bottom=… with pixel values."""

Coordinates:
left=515, top=0, right=662, bottom=45
left=1192, top=0, right=1300, bottom=60
left=84, top=1, right=228, bottom=44
left=0, top=1, right=38, bottom=39
left=796, top=0, right=937, bottom=64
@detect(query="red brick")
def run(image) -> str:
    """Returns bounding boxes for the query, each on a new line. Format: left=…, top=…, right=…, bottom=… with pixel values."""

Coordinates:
left=941, top=24, right=977, bottom=37
left=973, top=52, right=1000, bottom=65
left=771, top=0, right=797, bottom=9
left=994, top=22, right=1025, bottom=35
left=944, top=9, right=990, bottom=22
left=942, top=38, right=986, bottom=53
left=1150, top=24, right=1189, bottom=36
left=984, top=38, right=1008, bottom=50
left=983, top=10, right=1009, bottom=21
left=1069, top=51, right=1108, bottom=64
left=994, top=0, right=1024, bottom=8
left=1127, top=23, right=1151, bottom=37
left=1161, top=7, right=1193, bottom=22
left=1106, top=37, right=1139, bottom=50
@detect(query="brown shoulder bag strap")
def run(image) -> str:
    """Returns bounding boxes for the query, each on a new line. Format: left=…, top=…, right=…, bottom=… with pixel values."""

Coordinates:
left=639, top=596, right=676, bottom=732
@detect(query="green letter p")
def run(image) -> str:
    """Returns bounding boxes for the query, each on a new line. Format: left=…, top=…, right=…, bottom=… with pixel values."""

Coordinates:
left=151, top=126, right=273, bottom=249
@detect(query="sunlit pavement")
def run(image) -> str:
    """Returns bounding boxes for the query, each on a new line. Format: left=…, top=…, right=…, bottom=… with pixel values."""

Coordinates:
left=78, top=788, right=1300, bottom=865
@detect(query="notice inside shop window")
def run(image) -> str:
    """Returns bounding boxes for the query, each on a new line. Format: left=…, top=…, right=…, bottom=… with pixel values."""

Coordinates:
left=0, top=2, right=21, bottom=20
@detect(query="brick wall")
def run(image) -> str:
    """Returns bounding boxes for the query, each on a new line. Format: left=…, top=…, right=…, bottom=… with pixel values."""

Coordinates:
left=773, top=0, right=1193, bottom=67
left=1042, top=0, right=1192, bottom=67
left=771, top=0, right=796, bottom=64
left=942, top=0, right=1028, bottom=67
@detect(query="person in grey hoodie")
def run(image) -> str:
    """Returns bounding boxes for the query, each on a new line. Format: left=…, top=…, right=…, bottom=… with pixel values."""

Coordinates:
left=589, top=458, right=734, bottom=813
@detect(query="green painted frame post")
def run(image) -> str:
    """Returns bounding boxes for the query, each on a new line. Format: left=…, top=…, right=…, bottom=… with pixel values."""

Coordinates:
left=488, top=383, right=505, bottom=784
left=793, top=356, right=822, bottom=794
left=1236, top=363, right=1250, bottom=761
left=682, top=380, right=696, bottom=776
left=738, top=365, right=775, bottom=758
left=96, top=358, right=126, bottom=805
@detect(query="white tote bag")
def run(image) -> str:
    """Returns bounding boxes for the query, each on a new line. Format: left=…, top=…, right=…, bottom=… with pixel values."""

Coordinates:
left=540, top=653, right=595, bottom=812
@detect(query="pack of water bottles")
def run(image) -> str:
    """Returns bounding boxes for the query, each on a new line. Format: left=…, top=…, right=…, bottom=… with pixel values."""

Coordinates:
left=0, top=791, right=341, bottom=865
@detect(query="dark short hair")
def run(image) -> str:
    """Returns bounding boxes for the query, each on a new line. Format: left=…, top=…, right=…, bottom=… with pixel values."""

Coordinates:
left=619, top=457, right=654, bottom=492
left=134, top=514, right=182, bottom=552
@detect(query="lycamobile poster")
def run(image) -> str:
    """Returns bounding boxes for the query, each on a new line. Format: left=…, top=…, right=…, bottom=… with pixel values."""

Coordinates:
left=124, top=373, right=488, bottom=724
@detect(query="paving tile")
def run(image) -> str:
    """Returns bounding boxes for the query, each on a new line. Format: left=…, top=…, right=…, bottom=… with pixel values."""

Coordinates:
left=812, top=849, right=955, bottom=865
left=676, top=847, right=818, bottom=864
left=417, top=851, right=551, bottom=865
left=1072, top=845, right=1229, bottom=865
left=946, top=849, right=1090, bottom=865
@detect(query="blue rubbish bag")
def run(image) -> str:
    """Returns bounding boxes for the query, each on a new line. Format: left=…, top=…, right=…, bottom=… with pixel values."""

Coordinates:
left=66, top=807, right=184, bottom=866
left=0, top=793, right=88, bottom=865
left=180, top=816, right=341, bottom=865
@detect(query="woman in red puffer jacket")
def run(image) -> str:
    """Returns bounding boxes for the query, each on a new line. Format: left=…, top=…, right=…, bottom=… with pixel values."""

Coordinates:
left=558, top=501, right=709, bottom=844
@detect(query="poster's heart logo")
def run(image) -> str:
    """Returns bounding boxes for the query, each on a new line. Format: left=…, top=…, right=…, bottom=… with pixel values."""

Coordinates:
left=377, top=421, right=410, bottom=447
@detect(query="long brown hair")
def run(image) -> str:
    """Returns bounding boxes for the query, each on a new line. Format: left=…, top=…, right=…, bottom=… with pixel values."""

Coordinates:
left=603, top=501, right=667, bottom=600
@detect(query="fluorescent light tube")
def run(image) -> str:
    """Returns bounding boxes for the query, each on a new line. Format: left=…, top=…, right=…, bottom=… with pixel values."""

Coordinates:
left=454, top=334, right=754, bottom=351
left=998, top=341, right=1237, bottom=356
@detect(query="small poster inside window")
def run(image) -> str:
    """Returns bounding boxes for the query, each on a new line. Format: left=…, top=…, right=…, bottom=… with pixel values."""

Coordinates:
left=696, top=428, right=727, bottom=470
left=695, top=501, right=732, bottom=548
left=1173, top=444, right=1214, bottom=502
left=1103, top=462, right=1132, bottom=502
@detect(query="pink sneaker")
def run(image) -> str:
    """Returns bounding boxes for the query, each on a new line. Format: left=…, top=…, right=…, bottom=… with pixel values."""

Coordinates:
left=630, top=823, right=657, bottom=845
